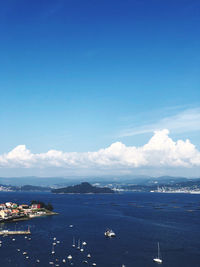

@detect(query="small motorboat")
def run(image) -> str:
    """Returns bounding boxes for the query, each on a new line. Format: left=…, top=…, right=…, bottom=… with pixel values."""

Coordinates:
left=67, top=255, right=72, bottom=260
left=104, top=229, right=116, bottom=237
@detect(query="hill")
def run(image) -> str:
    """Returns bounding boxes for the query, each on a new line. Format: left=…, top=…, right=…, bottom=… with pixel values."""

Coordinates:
left=51, top=182, right=114, bottom=194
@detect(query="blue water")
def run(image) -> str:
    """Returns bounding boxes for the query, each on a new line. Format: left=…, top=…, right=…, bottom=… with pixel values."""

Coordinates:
left=0, top=192, right=200, bottom=267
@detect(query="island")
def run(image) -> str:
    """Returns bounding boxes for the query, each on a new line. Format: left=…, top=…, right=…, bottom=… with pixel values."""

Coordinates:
left=51, top=182, right=114, bottom=194
left=0, top=200, right=57, bottom=223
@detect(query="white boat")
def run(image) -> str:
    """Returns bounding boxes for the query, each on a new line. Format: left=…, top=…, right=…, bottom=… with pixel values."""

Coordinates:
left=77, top=239, right=80, bottom=249
left=104, top=229, right=116, bottom=237
left=72, top=237, right=75, bottom=247
left=82, top=241, right=87, bottom=245
left=87, top=253, right=91, bottom=258
left=80, top=242, right=84, bottom=252
left=153, top=242, right=162, bottom=264
left=67, top=255, right=72, bottom=260
left=52, top=244, right=55, bottom=254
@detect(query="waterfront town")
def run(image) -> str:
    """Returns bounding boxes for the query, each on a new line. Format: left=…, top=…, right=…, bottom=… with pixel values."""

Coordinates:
left=0, top=201, right=55, bottom=222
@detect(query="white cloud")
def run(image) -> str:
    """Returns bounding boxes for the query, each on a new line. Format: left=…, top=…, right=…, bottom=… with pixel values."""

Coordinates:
left=120, top=108, right=200, bottom=137
left=0, top=130, right=200, bottom=171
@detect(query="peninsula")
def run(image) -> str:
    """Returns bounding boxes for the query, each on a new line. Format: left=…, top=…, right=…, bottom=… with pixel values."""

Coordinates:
left=51, top=182, right=114, bottom=194
left=0, top=200, right=57, bottom=223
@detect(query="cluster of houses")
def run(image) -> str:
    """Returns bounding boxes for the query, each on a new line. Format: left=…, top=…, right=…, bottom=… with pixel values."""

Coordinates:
left=0, top=202, right=44, bottom=221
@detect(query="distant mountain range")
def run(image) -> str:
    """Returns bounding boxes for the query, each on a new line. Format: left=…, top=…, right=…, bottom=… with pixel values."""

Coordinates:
left=0, top=176, right=199, bottom=193
left=0, top=175, right=198, bottom=187
left=0, top=184, right=51, bottom=192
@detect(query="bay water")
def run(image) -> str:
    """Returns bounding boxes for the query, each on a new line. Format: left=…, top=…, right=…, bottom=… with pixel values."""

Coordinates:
left=0, top=192, right=200, bottom=267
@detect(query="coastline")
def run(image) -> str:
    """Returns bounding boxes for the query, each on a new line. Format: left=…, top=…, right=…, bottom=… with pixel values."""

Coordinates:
left=0, top=210, right=58, bottom=223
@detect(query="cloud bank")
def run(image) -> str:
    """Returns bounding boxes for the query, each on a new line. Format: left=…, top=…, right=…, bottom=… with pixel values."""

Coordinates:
left=0, top=130, right=200, bottom=171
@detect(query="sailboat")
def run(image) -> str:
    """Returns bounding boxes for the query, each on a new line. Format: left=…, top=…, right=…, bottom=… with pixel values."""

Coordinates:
left=72, top=237, right=75, bottom=247
left=51, top=244, right=55, bottom=254
left=80, top=242, right=84, bottom=252
left=77, top=239, right=80, bottom=250
left=153, top=242, right=162, bottom=263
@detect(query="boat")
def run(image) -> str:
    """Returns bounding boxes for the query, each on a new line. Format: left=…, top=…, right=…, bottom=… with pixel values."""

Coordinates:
left=52, top=244, right=55, bottom=254
left=104, top=229, right=116, bottom=237
left=72, top=237, right=75, bottom=247
left=82, top=241, right=87, bottom=245
left=153, top=242, right=162, bottom=264
left=80, top=242, right=84, bottom=252
left=77, top=239, right=80, bottom=249
left=67, top=255, right=72, bottom=260
left=87, top=253, right=91, bottom=258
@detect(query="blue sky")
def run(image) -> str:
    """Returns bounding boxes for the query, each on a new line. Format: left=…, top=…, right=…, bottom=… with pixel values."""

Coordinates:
left=0, top=0, right=200, bottom=177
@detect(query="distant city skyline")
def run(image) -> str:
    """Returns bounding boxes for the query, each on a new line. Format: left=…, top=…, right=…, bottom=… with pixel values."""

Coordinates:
left=0, top=0, right=199, bottom=177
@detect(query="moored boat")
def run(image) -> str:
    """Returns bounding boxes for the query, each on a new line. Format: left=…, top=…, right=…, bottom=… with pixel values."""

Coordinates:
left=104, top=229, right=116, bottom=237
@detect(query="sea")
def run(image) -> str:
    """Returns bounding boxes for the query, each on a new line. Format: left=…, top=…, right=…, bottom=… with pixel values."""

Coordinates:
left=0, top=191, right=200, bottom=267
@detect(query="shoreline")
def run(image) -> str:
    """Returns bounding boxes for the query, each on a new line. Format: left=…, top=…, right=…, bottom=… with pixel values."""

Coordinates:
left=0, top=210, right=58, bottom=223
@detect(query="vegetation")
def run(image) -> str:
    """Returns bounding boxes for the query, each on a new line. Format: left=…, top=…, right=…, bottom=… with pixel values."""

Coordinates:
left=52, top=182, right=114, bottom=194
left=30, top=200, right=54, bottom=211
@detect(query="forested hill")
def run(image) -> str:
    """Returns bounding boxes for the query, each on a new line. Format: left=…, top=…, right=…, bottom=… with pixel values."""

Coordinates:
left=51, top=182, right=114, bottom=194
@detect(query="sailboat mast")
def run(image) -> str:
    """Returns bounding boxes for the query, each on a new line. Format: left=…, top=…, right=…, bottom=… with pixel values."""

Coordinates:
left=158, top=242, right=160, bottom=259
